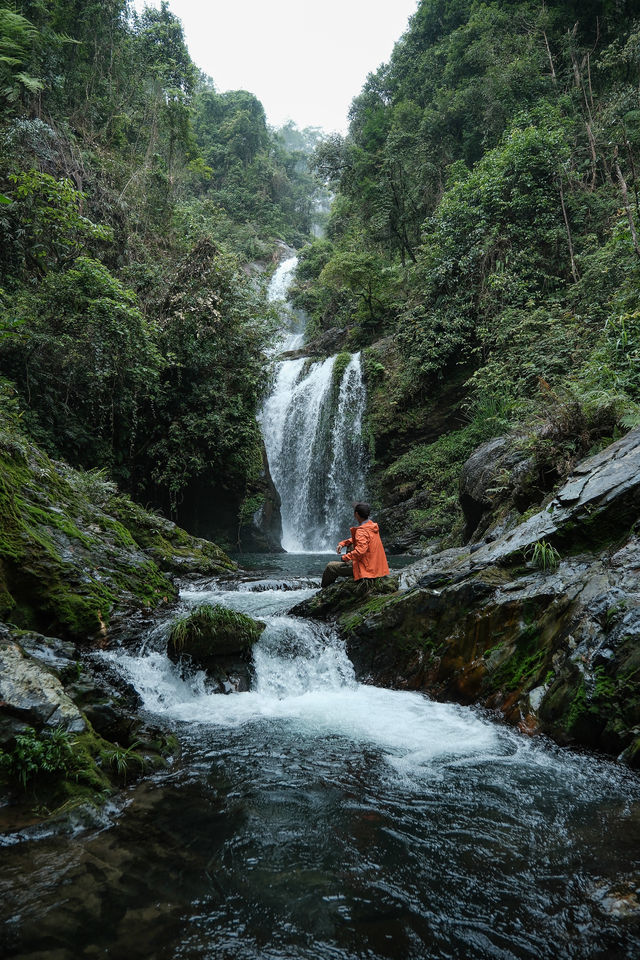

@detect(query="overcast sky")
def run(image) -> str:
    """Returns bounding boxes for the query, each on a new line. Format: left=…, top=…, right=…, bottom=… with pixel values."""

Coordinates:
left=134, top=0, right=419, bottom=133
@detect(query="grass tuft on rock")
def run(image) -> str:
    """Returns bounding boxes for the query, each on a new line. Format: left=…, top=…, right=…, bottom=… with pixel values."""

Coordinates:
left=168, top=603, right=264, bottom=659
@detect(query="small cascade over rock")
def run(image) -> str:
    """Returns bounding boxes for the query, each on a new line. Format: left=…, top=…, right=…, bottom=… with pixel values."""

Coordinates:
left=258, top=256, right=368, bottom=551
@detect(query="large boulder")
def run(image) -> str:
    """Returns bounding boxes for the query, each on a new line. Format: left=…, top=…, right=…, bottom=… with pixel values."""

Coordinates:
left=458, top=435, right=538, bottom=540
left=0, top=630, right=86, bottom=744
left=304, top=427, right=640, bottom=765
left=0, top=429, right=236, bottom=642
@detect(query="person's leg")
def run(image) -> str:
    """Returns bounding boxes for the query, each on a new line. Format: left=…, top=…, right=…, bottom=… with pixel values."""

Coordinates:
left=321, top=560, right=353, bottom=589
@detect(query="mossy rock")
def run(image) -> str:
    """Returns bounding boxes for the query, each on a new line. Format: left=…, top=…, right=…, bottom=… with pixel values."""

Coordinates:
left=0, top=422, right=235, bottom=641
left=167, top=603, right=265, bottom=667
left=106, top=494, right=236, bottom=576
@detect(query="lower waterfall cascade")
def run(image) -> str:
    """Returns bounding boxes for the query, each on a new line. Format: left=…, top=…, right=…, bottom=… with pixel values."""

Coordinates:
left=3, top=555, right=640, bottom=960
left=258, top=255, right=368, bottom=552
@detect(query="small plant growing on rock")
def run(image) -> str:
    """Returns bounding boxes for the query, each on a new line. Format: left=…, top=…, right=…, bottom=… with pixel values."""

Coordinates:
left=526, top=539, right=561, bottom=572
left=168, top=603, right=264, bottom=658
left=104, top=740, right=144, bottom=784
left=0, top=726, right=76, bottom=790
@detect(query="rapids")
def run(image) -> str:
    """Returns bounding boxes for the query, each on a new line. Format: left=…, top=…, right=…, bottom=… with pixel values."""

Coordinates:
left=2, top=554, right=640, bottom=959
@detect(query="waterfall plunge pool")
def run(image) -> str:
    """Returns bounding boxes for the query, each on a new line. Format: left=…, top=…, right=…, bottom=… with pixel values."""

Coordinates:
left=2, top=555, right=640, bottom=959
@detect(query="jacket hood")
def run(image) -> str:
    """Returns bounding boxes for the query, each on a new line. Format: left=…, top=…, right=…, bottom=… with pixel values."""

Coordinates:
left=354, top=520, right=379, bottom=534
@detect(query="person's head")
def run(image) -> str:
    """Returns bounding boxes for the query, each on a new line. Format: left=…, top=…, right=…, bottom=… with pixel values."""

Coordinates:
left=353, top=502, right=371, bottom=522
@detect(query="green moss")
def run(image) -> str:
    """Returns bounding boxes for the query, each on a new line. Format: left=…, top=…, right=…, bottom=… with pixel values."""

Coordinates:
left=491, top=624, right=548, bottom=692
left=332, top=351, right=352, bottom=390
left=358, top=593, right=400, bottom=617
left=169, top=603, right=264, bottom=655
left=339, top=612, right=365, bottom=635
left=594, top=665, right=617, bottom=703
left=375, top=422, right=491, bottom=541
left=97, top=515, right=137, bottom=547
left=0, top=432, right=181, bottom=639
left=567, top=678, right=588, bottom=731
left=239, top=493, right=265, bottom=526
left=107, top=493, right=236, bottom=574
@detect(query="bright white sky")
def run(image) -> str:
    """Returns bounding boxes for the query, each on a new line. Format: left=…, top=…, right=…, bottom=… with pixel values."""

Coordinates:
left=134, top=0, right=419, bottom=134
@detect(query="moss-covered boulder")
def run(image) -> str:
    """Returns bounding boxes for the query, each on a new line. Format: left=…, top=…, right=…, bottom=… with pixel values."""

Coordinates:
left=0, top=625, right=178, bottom=829
left=167, top=603, right=265, bottom=692
left=106, top=494, right=236, bottom=577
left=0, top=422, right=235, bottom=641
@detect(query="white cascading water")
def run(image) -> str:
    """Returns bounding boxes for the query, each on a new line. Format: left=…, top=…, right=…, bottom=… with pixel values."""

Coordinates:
left=99, top=580, right=500, bottom=772
left=259, top=256, right=368, bottom=551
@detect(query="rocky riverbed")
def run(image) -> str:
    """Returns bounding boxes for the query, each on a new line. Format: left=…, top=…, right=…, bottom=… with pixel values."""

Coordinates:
left=0, top=423, right=238, bottom=825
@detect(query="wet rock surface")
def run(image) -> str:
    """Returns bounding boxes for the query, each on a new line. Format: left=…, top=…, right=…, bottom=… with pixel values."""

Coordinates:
left=0, top=627, right=85, bottom=743
left=0, top=621, right=179, bottom=830
left=459, top=434, right=538, bottom=539
left=166, top=603, right=265, bottom=694
left=303, top=427, right=640, bottom=765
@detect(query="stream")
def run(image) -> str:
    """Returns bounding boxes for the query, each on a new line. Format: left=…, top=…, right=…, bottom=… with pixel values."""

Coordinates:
left=2, top=553, right=640, bottom=959
left=2, top=259, right=640, bottom=959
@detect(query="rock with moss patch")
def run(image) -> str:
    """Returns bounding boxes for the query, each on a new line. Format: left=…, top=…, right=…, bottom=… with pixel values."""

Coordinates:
left=0, top=623, right=180, bottom=828
left=167, top=603, right=265, bottom=692
left=459, top=435, right=537, bottom=540
left=304, top=429, right=640, bottom=766
left=0, top=629, right=86, bottom=741
left=0, top=423, right=235, bottom=641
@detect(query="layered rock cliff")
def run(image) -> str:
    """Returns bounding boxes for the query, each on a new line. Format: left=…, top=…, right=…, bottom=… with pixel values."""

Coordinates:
left=296, top=427, right=640, bottom=766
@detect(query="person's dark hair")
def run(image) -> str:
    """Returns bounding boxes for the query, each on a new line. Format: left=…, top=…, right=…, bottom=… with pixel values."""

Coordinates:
left=353, top=502, right=371, bottom=519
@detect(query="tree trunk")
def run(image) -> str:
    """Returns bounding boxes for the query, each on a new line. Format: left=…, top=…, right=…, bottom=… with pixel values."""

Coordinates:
left=614, top=149, right=640, bottom=259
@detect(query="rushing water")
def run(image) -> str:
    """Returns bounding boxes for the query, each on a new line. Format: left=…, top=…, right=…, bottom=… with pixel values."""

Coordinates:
left=258, top=257, right=369, bottom=551
left=2, top=555, right=640, bottom=960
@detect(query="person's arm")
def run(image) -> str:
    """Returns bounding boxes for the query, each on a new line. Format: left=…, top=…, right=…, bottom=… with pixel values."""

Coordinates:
left=336, top=537, right=353, bottom=554
left=343, top=527, right=370, bottom=561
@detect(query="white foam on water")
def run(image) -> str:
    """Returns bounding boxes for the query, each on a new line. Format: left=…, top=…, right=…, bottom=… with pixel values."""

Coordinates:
left=181, top=585, right=318, bottom=618
left=101, top=645, right=498, bottom=768
left=100, top=572, right=501, bottom=780
left=267, top=255, right=298, bottom=302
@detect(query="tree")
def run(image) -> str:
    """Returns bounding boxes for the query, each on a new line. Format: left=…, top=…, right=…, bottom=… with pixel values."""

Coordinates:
left=0, top=257, right=161, bottom=471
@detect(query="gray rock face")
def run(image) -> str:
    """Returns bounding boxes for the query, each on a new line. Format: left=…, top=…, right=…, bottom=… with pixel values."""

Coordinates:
left=306, top=427, right=640, bottom=765
left=244, top=440, right=283, bottom=552
left=402, top=425, right=640, bottom=593
left=0, top=634, right=86, bottom=740
left=458, top=434, right=537, bottom=539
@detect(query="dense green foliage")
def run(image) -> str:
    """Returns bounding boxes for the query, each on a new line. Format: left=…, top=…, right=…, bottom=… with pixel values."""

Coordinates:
left=0, top=726, right=75, bottom=789
left=299, top=0, right=640, bottom=542
left=0, top=0, right=319, bottom=542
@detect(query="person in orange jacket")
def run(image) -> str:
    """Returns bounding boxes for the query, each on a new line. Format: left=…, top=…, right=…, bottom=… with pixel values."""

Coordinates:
left=321, top=502, right=390, bottom=589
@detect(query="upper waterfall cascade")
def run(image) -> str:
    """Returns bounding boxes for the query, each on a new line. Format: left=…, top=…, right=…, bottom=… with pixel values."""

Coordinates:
left=259, top=256, right=368, bottom=552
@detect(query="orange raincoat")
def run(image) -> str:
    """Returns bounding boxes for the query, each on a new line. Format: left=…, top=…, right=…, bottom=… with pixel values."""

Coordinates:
left=338, top=520, right=390, bottom=581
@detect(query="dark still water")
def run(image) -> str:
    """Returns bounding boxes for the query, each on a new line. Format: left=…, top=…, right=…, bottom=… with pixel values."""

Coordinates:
left=2, top=555, right=640, bottom=959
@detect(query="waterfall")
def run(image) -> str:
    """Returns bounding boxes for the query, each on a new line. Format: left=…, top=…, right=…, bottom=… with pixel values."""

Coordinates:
left=259, top=256, right=368, bottom=552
